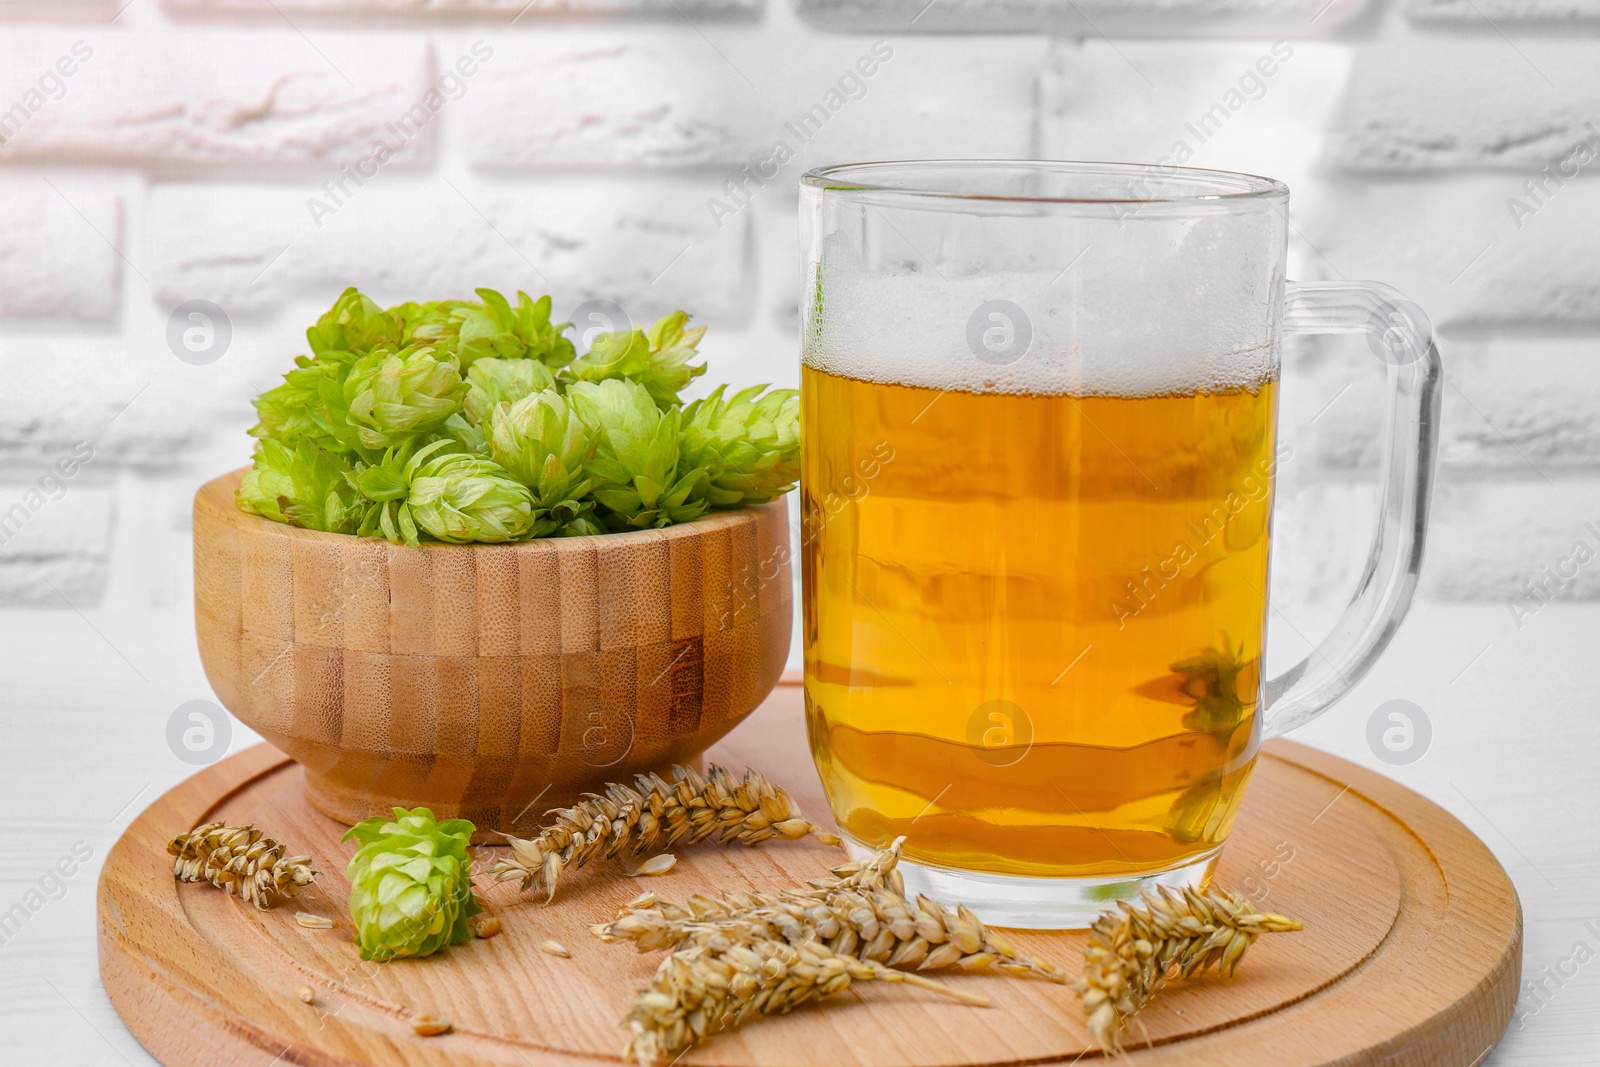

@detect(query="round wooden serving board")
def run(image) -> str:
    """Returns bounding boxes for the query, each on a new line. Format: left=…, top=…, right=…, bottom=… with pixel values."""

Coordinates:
left=100, top=681, right=1521, bottom=1067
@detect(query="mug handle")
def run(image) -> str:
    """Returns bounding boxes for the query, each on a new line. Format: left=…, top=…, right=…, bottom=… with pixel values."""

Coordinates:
left=1261, top=281, right=1444, bottom=738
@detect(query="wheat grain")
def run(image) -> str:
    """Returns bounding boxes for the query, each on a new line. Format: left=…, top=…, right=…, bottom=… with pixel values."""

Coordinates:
left=1075, top=886, right=1302, bottom=1052
left=168, top=822, right=317, bottom=909
left=411, top=1014, right=452, bottom=1036
left=631, top=854, right=677, bottom=877
left=623, top=936, right=988, bottom=1065
left=492, top=765, right=839, bottom=902
left=594, top=838, right=1064, bottom=983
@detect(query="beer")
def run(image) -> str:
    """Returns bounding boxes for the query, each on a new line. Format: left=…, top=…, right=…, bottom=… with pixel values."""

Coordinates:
left=800, top=364, right=1281, bottom=879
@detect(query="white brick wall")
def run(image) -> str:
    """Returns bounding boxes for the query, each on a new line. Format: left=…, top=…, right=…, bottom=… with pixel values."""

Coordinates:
left=1336, top=43, right=1600, bottom=171
left=464, top=33, right=1041, bottom=168
left=1, top=1, right=1598, bottom=623
left=0, top=33, right=435, bottom=170
left=161, top=0, right=757, bottom=12
left=146, top=178, right=755, bottom=321
left=1040, top=40, right=1351, bottom=193
left=0, top=179, right=120, bottom=320
left=1298, top=177, right=1600, bottom=329
left=0, top=474, right=113, bottom=607
left=1285, top=335, right=1600, bottom=474
left=1406, top=0, right=1600, bottom=21
left=795, top=0, right=1376, bottom=34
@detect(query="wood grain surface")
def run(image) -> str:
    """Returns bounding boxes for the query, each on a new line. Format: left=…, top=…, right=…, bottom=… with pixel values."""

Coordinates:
left=192, top=470, right=791, bottom=841
left=98, top=681, right=1521, bottom=1067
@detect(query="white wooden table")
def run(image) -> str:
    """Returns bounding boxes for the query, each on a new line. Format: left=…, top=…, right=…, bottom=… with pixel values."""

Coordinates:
left=2, top=598, right=1594, bottom=1064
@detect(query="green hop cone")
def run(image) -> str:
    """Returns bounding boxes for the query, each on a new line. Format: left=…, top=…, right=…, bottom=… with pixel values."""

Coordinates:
left=250, top=360, right=322, bottom=446
left=680, top=384, right=800, bottom=508
left=406, top=440, right=536, bottom=544
left=486, top=390, right=598, bottom=536
left=1170, top=641, right=1249, bottom=732
left=566, top=378, right=707, bottom=531
left=306, top=287, right=403, bottom=357
left=563, top=310, right=708, bottom=410
left=237, top=440, right=296, bottom=523
left=250, top=349, right=360, bottom=449
left=346, top=444, right=421, bottom=546
left=464, top=356, right=556, bottom=425
left=336, top=344, right=468, bottom=452
left=459, top=289, right=576, bottom=369
left=342, top=807, right=481, bottom=962
left=396, top=289, right=575, bottom=371
left=392, top=298, right=474, bottom=348
left=436, top=411, right=488, bottom=456
left=345, top=440, right=534, bottom=546
left=243, top=286, right=805, bottom=546
left=238, top=438, right=362, bottom=533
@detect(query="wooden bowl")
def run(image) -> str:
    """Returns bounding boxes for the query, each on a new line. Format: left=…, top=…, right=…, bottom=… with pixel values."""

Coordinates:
left=192, top=470, right=791, bottom=840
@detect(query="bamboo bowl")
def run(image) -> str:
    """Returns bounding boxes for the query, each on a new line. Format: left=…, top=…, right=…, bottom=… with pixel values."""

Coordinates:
left=192, top=470, right=791, bottom=841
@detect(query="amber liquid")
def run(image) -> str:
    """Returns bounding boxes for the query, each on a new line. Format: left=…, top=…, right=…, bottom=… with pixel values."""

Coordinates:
left=800, top=365, right=1280, bottom=878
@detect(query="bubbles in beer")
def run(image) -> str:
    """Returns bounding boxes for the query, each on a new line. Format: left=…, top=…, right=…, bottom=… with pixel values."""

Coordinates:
left=965, top=300, right=1033, bottom=367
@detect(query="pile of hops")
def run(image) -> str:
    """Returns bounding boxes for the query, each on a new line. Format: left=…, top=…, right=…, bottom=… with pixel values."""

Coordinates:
left=239, top=288, right=799, bottom=545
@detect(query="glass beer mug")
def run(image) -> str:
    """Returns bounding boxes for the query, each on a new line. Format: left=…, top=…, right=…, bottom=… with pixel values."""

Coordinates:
left=798, top=161, right=1441, bottom=927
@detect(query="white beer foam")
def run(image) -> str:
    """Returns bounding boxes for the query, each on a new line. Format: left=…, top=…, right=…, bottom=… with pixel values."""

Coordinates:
left=803, top=263, right=1279, bottom=398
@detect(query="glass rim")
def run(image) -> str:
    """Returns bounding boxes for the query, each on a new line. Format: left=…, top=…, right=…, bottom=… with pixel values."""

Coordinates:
left=800, top=159, right=1289, bottom=205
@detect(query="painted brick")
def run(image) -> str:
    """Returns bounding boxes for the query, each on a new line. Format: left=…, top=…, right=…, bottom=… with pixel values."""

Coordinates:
left=1440, top=338, right=1600, bottom=472
left=0, top=336, right=211, bottom=467
left=464, top=32, right=1040, bottom=169
left=1271, top=473, right=1600, bottom=605
left=0, top=479, right=113, bottom=607
left=794, top=0, right=1372, bottom=32
left=0, top=31, right=432, bottom=172
left=0, top=178, right=119, bottom=320
left=0, top=0, right=118, bottom=21
left=1296, top=176, right=1600, bottom=332
left=757, top=191, right=805, bottom=334
left=1425, top=476, right=1600, bottom=601
left=1, top=269, right=328, bottom=473
left=1282, top=334, right=1600, bottom=475
left=161, top=0, right=754, bottom=12
left=0, top=554, right=111, bottom=606
left=1336, top=43, right=1600, bottom=171
left=147, top=178, right=755, bottom=323
left=1407, top=0, right=1600, bottom=20
left=1039, top=40, right=1349, bottom=193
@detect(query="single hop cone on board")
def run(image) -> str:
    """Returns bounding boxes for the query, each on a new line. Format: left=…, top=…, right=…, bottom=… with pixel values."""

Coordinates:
left=622, top=936, right=990, bottom=1067
left=593, top=837, right=1065, bottom=983
left=492, top=764, right=841, bottom=903
left=344, top=807, right=482, bottom=962
left=1075, top=886, right=1302, bottom=1053
left=168, top=822, right=317, bottom=909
